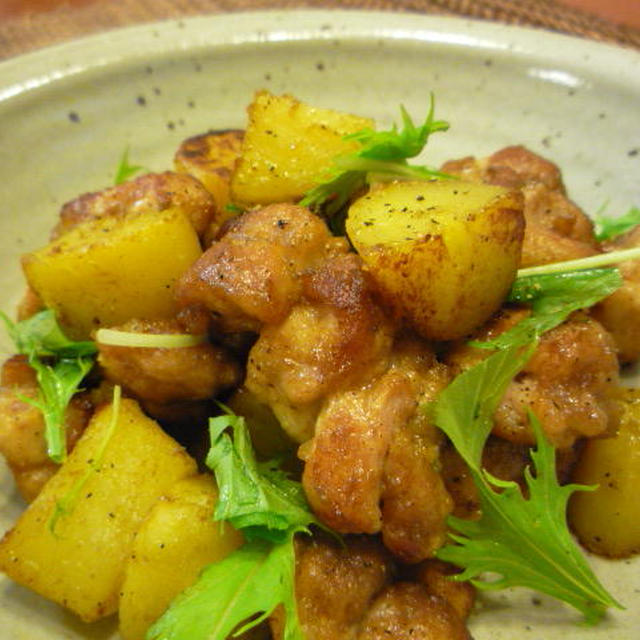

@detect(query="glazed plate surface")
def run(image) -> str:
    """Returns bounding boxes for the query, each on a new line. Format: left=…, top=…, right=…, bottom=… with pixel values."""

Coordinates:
left=0, top=10, right=639, bottom=640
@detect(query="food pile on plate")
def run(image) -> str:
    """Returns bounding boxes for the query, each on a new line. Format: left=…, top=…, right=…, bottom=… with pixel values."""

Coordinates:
left=0, top=90, right=638, bottom=640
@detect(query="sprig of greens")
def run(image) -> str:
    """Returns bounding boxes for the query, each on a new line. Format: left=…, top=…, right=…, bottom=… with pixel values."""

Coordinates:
left=471, top=268, right=622, bottom=350
left=472, top=246, right=640, bottom=350
left=300, top=97, right=450, bottom=221
left=147, top=408, right=323, bottom=640
left=428, top=343, right=622, bottom=623
left=1, top=309, right=97, bottom=463
left=593, top=205, right=640, bottom=242
left=114, top=146, right=145, bottom=185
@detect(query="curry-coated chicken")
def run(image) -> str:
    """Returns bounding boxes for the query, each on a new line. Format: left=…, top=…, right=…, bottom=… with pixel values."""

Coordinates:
left=446, top=310, right=620, bottom=449
left=0, top=356, right=92, bottom=501
left=269, top=535, right=472, bottom=640
left=177, top=203, right=455, bottom=563
left=175, top=203, right=349, bottom=333
left=53, top=171, right=218, bottom=243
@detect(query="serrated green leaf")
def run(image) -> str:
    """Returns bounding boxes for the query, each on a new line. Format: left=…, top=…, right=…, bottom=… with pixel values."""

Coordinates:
left=206, top=410, right=319, bottom=542
left=300, top=97, right=450, bottom=222
left=471, top=268, right=623, bottom=350
left=436, top=413, right=622, bottom=624
left=146, top=534, right=304, bottom=640
left=427, top=342, right=535, bottom=469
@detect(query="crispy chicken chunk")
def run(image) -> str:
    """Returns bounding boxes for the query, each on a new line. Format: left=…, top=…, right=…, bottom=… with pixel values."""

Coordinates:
left=358, top=582, right=471, bottom=640
left=270, top=535, right=471, bottom=640
left=301, top=337, right=453, bottom=562
left=245, top=253, right=394, bottom=443
left=175, top=203, right=348, bottom=333
left=446, top=310, right=620, bottom=449
left=0, top=356, right=91, bottom=501
left=53, top=171, right=217, bottom=241
left=97, top=318, right=240, bottom=406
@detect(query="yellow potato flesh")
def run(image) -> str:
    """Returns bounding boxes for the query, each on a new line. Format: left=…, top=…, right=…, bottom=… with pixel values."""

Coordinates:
left=346, top=180, right=524, bottom=341
left=568, top=388, right=640, bottom=558
left=230, top=90, right=373, bottom=207
left=0, top=398, right=197, bottom=622
left=119, top=474, right=243, bottom=640
left=22, top=208, right=202, bottom=340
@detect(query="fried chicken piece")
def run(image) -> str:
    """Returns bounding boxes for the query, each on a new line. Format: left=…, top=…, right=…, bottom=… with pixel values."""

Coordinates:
left=592, top=224, right=640, bottom=363
left=302, top=368, right=416, bottom=534
left=446, top=310, right=621, bottom=448
left=414, top=559, right=476, bottom=621
left=97, top=318, right=241, bottom=406
left=245, top=253, right=394, bottom=443
left=442, top=145, right=599, bottom=267
left=53, top=171, right=217, bottom=241
left=270, top=535, right=394, bottom=640
left=271, top=535, right=471, bottom=640
left=175, top=203, right=348, bottom=333
left=357, top=582, right=471, bottom=640
left=0, top=356, right=91, bottom=501
left=302, top=337, right=453, bottom=562
left=378, top=340, right=453, bottom=563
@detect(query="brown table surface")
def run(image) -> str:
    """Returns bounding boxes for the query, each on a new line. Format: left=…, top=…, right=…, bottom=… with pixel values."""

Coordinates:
left=1, top=0, right=640, bottom=62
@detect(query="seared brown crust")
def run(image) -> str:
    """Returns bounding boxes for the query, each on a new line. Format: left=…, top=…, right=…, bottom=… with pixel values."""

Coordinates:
left=53, top=171, right=216, bottom=240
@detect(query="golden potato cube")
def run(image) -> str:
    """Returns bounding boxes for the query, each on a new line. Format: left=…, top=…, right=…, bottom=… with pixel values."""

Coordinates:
left=346, top=180, right=524, bottom=341
left=22, top=208, right=202, bottom=340
left=174, top=129, right=244, bottom=228
left=119, top=474, right=243, bottom=640
left=568, top=388, right=640, bottom=558
left=0, top=398, right=197, bottom=621
left=230, top=90, right=373, bottom=207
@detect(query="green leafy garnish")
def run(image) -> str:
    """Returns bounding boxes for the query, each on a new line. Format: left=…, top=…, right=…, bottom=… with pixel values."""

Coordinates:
left=429, top=342, right=535, bottom=469
left=593, top=205, right=640, bottom=242
left=429, top=344, right=622, bottom=623
left=300, top=97, right=450, bottom=221
left=114, top=146, right=144, bottom=185
left=472, top=268, right=622, bottom=350
left=147, top=409, right=321, bottom=640
left=206, top=409, right=320, bottom=543
left=1, top=309, right=97, bottom=463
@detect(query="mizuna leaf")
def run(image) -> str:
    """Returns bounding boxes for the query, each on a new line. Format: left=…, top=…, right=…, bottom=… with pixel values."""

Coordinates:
left=436, top=413, right=623, bottom=624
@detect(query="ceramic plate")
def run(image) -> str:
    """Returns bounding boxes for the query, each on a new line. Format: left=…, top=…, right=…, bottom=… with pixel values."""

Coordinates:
left=0, top=10, right=639, bottom=640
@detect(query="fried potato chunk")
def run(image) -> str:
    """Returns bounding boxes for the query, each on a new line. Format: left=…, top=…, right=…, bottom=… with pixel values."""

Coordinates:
left=568, top=388, right=640, bottom=558
left=592, top=224, right=640, bottom=363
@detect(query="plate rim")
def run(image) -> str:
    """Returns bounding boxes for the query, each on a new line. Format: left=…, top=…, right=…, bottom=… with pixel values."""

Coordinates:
left=1, top=9, right=639, bottom=105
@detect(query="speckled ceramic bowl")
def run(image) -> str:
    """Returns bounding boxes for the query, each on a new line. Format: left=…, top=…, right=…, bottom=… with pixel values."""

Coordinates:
left=0, top=10, right=639, bottom=640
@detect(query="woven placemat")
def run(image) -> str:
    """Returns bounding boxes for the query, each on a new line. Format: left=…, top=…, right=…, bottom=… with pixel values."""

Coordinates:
left=1, top=0, right=639, bottom=60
